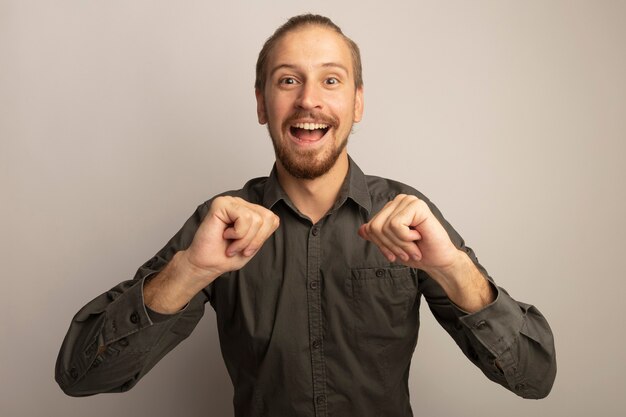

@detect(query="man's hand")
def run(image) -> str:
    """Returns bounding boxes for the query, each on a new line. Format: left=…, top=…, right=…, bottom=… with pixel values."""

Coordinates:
left=358, top=194, right=494, bottom=312
left=358, top=194, right=459, bottom=270
left=144, top=196, right=279, bottom=313
left=184, top=196, right=280, bottom=277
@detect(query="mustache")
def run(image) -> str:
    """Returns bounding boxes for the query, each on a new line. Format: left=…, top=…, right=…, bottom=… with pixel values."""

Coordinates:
left=283, top=111, right=339, bottom=129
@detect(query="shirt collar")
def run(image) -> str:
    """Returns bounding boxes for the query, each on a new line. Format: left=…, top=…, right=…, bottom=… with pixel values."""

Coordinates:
left=262, top=155, right=372, bottom=214
left=262, top=165, right=290, bottom=210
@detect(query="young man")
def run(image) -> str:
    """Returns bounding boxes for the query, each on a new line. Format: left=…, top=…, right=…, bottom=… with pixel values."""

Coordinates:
left=56, top=14, right=556, bottom=417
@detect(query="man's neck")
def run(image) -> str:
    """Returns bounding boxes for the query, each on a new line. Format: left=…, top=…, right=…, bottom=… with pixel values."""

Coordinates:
left=276, top=153, right=349, bottom=224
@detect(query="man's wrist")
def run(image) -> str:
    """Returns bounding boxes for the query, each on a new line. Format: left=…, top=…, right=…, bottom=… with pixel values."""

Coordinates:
left=424, top=250, right=495, bottom=313
left=422, top=249, right=468, bottom=287
left=143, top=251, right=219, bottom=314
left=177, top=249, right=223, bottom=282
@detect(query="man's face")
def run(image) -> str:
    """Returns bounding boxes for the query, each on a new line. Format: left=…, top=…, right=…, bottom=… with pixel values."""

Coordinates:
left=256, top=25, right=364, bottom=180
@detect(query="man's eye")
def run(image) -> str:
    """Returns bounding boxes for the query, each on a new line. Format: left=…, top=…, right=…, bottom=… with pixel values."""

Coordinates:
left=280, top=77, right=297, bottom=85
left=325, top=77, right=339, bottom=85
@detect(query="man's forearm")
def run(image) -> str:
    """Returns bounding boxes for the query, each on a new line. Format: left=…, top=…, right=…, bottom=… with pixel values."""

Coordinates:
left=143, top=250, right=219, bottom=314
left=423, top=250, right=495, bottom=313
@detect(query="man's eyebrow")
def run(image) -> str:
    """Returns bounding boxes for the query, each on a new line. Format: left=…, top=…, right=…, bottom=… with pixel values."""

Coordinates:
left=269, top=62, right=350, bottom=77
left=321, top=62, right=349, bottom=74
left=269, top=64, right=298, bottom=77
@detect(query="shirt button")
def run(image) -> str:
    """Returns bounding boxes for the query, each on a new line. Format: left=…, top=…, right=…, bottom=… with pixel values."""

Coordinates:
left=316, top=395, right=325, bottom=405
left=311, top=226, right=319, bottom=236
left=515, top=383, right=526, bottom=391
left=375, top=269, right=385, bottom=278
left=312, top=339, right=321, bottom=349
left=69, top=367, right=79, bottom=379
left=130, top=312, right=140, bottom=324
left=309, top=281, right=319, bottom=290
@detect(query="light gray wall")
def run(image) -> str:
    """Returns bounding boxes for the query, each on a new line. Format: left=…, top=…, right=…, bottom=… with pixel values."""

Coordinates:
left=2, top=1, right=625, bottom=416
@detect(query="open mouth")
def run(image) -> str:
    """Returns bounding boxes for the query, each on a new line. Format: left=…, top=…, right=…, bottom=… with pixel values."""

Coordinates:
left=289, top=122, right=330, bottom=142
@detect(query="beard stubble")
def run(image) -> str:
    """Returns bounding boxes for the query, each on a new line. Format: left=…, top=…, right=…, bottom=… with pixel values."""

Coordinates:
left=269, top=110, right=352, bottom=180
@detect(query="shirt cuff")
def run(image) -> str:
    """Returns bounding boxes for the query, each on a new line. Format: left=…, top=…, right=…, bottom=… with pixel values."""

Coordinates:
left=100, top=277, right=184, bottom=345
left=145, top=305, right=185, bottom=323
left=452, top=285, right=526, bottom=358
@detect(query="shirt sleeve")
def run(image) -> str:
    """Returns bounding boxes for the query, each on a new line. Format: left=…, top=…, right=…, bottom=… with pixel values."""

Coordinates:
left=55, top=203, right=212, bottom=396
left=417, top=201, right=557, bottom=399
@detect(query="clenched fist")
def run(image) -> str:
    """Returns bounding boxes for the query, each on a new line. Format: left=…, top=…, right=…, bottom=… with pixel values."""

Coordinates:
left=358, top=194, right=494, bottom=312
left=144, top=196, right=279, bottom=313
left=358, top=194, right=459, bottom=270
left=185, top=196, right=280, bottom=277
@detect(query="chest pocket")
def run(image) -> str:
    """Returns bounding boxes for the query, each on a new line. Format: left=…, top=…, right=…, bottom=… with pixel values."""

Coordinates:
left=346, top=266, right=419, bottom=347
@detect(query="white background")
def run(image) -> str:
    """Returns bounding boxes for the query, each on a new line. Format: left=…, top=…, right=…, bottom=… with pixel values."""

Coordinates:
left=1, top=1, right=625, bottom=416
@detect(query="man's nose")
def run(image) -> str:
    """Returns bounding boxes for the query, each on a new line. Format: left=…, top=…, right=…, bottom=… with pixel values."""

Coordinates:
left=295, top=82, right=322, bottom=110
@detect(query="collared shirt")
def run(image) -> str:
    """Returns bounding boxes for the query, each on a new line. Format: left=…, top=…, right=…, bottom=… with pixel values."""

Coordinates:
left=56, top=157, right=556, bottom=416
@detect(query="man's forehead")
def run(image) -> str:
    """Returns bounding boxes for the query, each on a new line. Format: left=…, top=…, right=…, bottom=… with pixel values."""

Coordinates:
left=269, top=25, right=353, bottom=66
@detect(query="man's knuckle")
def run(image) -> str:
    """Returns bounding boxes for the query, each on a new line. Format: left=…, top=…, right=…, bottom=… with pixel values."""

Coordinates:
left=213, top=196, right=227, bottom=206
left=389, top=217, right=402, bottom=228
left=370, top=221, right=383, bottom=234
left=418, top=200, right=430, bottom=213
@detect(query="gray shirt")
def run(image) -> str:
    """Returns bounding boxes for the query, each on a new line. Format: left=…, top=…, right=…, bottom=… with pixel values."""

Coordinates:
left=56, top=156, right=556, bottom=417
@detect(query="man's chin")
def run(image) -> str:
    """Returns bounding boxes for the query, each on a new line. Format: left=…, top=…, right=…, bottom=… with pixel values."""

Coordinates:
left=277, top=147, right=347, bottom=180
left=270, top=127, right=349, bottom=180
left=279, top=160, right=328, bottom=180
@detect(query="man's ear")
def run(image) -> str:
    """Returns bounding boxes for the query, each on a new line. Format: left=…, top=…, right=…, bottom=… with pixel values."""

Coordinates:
left=255, top=88, right=267, bottom=125
left=353, top=86, right=364, bottom=123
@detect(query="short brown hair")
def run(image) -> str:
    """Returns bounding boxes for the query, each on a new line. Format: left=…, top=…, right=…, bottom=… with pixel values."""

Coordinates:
left=255, top=14, right=363, bottom=91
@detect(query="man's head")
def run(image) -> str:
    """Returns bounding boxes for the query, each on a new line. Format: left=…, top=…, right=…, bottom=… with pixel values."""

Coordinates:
left=255, top=14, right=364, bottom=180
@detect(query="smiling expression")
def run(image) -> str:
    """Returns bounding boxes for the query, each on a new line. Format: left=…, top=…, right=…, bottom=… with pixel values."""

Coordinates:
left=256, top=25, right=364, bottom=180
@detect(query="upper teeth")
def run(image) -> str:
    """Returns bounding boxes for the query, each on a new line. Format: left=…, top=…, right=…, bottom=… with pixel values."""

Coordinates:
left=293, top=122, right=329, bottom=130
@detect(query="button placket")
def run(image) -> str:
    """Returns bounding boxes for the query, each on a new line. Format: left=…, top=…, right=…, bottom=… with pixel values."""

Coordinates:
left=306, top=224, right=327, bottom=417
